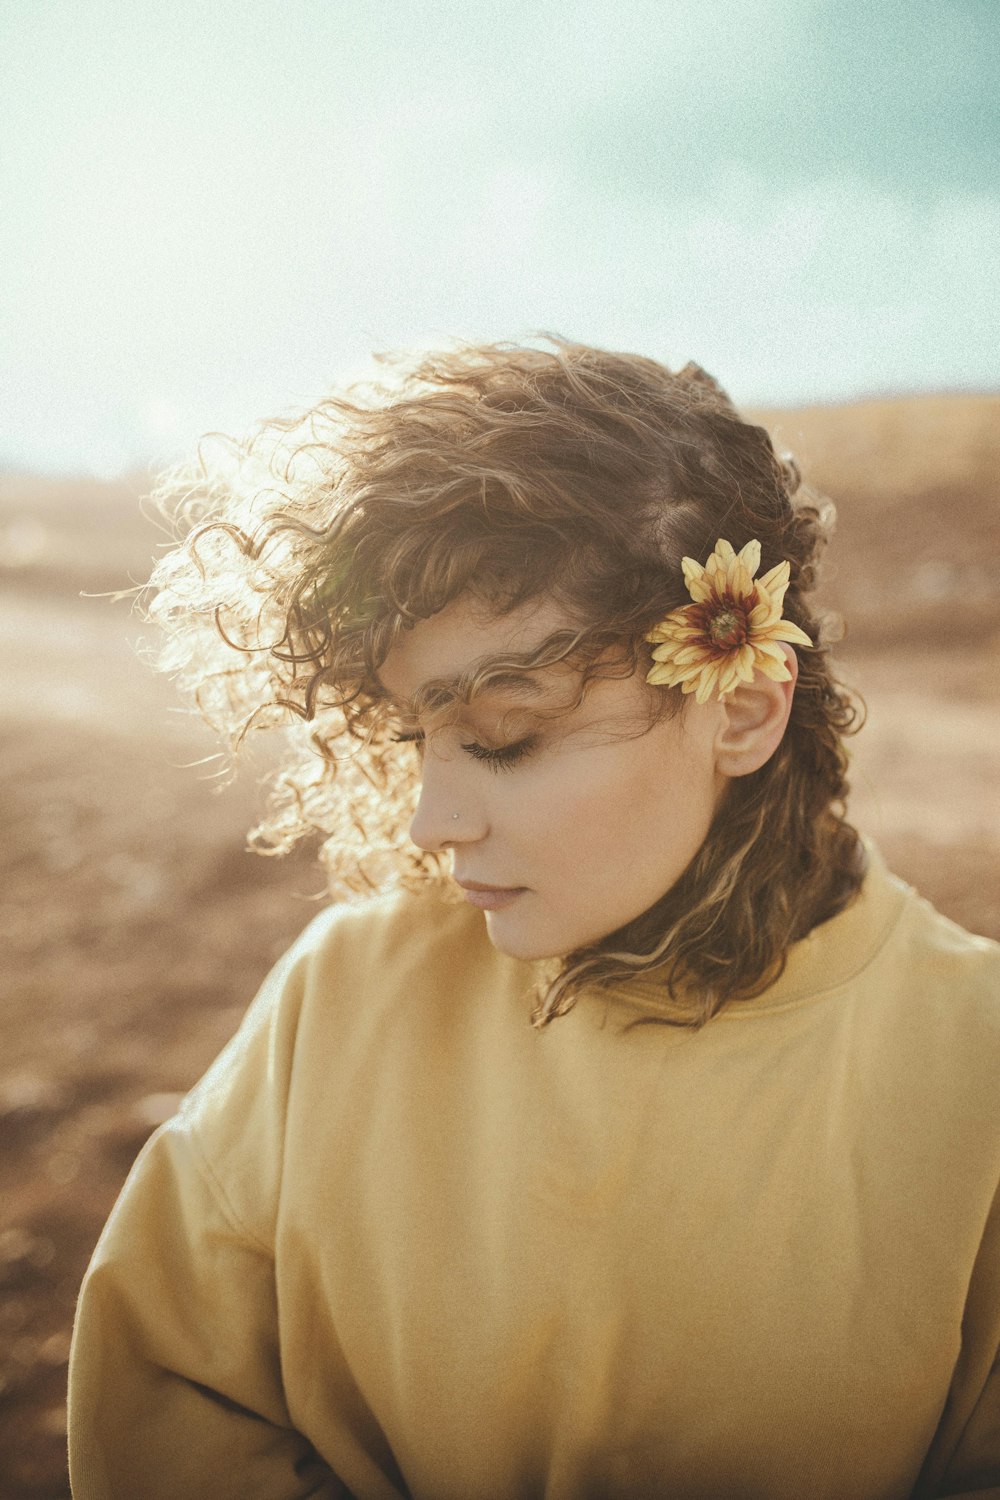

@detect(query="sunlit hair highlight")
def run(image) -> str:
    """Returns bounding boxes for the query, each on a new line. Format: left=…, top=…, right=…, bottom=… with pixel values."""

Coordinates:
left=143, top=335, right=863, bottom=1027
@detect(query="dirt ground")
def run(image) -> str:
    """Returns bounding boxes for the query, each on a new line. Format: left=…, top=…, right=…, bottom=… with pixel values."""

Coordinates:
left=1, top=393, right=999, bottom=1498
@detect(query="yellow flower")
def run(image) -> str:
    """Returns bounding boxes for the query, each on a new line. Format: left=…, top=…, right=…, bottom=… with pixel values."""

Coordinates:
left=645, top=538, right=812, bottom=704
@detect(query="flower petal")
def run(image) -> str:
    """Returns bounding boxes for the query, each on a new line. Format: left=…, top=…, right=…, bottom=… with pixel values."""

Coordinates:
left=694, top=661, right=722, bottom=703
left=749, top=638, right=789, bottom=662
left=730, top=560, right=755, bottom=600
left=757, top=563, right=791, bottom=611
left=659, top=632, right=699, bottom=650
left=737, top=539, right=761, bottom=578
left=646, top=608, right=695, bottom=642
left=770, top=620, right=813, bottom=647
left=735, top=643, right=756, bottom=680
left=753, top=653, right=793, bottom=682
left=671, top=662, right=713, bottom=683
left=682, top=556, right=705, bottom=589
left=758, top=560, right=790, bottom=593
left=749, top=600, right=779, bottom=629
left=718, top=660, right=741, bottom=695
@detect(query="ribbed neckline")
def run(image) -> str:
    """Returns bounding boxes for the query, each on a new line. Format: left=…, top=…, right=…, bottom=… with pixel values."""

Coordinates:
left=590, top=841, right=910, bottom=1021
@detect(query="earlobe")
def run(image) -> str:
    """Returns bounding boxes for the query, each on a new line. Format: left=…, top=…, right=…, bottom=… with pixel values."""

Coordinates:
left=713, top=644, right=798, bottom=777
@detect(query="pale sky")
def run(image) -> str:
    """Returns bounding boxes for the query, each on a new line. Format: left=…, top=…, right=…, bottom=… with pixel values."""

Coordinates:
left=2, top=0, right=998, bottom=475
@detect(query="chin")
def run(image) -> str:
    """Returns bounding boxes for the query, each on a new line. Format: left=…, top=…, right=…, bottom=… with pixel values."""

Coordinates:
left=483, top=913, right=563, bottom=963
left=483, top=910, right=607, bottom=964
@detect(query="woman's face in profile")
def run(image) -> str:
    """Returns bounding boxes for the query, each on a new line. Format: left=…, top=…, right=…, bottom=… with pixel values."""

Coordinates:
left=378, top=594, right=729, bottom=962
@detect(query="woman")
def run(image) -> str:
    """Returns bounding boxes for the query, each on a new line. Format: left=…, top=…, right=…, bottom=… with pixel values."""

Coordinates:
left=68, top=340, right=1000, bottom=1499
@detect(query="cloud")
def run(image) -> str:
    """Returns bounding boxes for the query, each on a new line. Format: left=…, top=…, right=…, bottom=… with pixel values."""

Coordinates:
left=0, top=0, right=997, bottom=470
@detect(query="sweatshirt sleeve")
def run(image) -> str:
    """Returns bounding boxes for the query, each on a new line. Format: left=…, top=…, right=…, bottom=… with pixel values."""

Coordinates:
left=68, top=913, right=350, bottom=1500
left=916, top=1176, right=1000, bottom=1500
left=925, top=1355, right=1000, bottom=1499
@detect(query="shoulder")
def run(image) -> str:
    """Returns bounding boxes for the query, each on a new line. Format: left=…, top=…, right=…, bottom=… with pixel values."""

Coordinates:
left=169, top=883, right=517, bottom=1240
left=184, top=880, right=523, bottom=1108
left=286, top=881, right=506, bottom=1007
left=865, top=868, right=1000, bottom=1119
left=888, top=874, right=1000, bottom=1018
left=823, top=843, right=1000, bottom=1018
left=787, top=845, right=1000, bottom=1084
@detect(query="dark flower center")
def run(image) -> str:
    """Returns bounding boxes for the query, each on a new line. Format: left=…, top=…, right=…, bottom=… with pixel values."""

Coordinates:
left=708, top=608, right=747, bottom=650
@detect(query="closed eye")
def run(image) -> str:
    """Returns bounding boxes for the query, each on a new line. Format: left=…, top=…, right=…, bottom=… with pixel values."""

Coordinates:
left=461, top=735, right=538, bottom=773
left=390, top=730, right=538, bottom=774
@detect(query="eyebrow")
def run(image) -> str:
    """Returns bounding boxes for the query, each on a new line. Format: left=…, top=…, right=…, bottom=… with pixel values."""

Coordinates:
left=380, top=670, right=548, bottom=715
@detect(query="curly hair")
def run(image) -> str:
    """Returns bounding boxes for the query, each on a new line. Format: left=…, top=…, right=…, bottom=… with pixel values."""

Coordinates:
left=144, top=335, right=863, bottom=1027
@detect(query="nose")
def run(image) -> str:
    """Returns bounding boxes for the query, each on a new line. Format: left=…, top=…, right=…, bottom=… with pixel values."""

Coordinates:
left=408, top=748, right=487, bottom=853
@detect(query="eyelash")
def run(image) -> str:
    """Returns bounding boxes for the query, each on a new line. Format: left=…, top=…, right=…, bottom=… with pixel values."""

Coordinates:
left=390, top=731, right=538, bottom=774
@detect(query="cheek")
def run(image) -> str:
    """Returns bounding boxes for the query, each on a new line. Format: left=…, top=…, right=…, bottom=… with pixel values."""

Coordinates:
left=506, top=744, right=666, bottom=856
left=536, top=733, right=717, bottom=872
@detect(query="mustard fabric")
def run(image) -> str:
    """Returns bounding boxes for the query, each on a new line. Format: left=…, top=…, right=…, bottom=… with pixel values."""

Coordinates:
left=68, top=848, right=1000, bottom=1499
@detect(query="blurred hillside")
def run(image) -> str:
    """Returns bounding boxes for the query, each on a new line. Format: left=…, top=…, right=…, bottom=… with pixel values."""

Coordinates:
left=0, top=470, right=165, bottom=599
left=749, top=391, right=1000, bottom=648
left=1, top=392, right=998, bottom=1499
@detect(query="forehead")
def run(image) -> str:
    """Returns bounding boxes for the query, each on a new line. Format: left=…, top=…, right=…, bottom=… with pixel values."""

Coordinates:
left=377, top=595, right=576, bottom=708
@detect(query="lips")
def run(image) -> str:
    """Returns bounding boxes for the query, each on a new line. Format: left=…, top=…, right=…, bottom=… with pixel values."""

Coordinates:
left=455, top=879, right=527, bottom=912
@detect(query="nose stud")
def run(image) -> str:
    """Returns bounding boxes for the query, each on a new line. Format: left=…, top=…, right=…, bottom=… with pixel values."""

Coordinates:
left=452, top=812, right=460, bottom=821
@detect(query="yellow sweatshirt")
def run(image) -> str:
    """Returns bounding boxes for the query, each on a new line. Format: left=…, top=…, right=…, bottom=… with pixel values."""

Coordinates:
left=69, top=848, right=1000, bottom=1500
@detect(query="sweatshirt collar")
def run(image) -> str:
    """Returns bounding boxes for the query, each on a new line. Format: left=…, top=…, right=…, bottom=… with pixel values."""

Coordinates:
left=592, top=841, right=909, bottom=1021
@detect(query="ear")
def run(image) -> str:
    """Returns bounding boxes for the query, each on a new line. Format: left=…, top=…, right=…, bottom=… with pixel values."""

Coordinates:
left=713, top=644, right=798, bottom=777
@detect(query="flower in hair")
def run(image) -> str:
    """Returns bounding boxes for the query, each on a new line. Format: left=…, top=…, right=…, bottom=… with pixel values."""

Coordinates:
left=645, top=538, right=812, bottom=704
